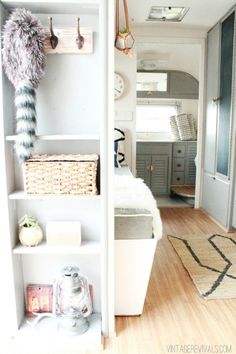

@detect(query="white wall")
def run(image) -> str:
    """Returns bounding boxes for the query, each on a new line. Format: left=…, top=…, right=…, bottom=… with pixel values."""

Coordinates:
left=115, top=50, right=137, bottom=174
left=181, top=99, right=199, bottom=120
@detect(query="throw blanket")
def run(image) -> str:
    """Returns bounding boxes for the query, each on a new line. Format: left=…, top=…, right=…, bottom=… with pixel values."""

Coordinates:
left=114, top=175, right=163, bottom=240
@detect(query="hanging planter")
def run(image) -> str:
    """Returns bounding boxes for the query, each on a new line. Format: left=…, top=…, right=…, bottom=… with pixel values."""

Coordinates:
left=115, top=0, right=135, bottom=55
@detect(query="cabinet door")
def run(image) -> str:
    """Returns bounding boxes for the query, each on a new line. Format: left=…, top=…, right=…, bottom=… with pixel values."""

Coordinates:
left=136, top=154, right=151, bottom=187
left=202, top=173, right=230, bottom=227
left=151, top=155, right=169, bottom=195
left=185, top=143, right=197, bottom=185
left=204, top=24, right=220, bottom=174
left=216, top=11, right=235, bottom=177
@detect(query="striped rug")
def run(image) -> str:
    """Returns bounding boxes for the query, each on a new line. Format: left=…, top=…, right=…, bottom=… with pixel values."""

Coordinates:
left=168, top=233, right=236, bottom=299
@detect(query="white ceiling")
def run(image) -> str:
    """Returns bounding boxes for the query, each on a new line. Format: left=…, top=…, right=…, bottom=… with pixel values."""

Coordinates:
left=127, top=0, right=236, bottom=30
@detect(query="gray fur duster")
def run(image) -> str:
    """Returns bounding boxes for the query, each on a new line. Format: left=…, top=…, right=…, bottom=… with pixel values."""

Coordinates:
left=2, top=8, right=46, bottom=163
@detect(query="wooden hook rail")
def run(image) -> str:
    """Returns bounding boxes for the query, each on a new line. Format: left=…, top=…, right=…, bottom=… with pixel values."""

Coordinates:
left=44, top=27, right=93, bottom=54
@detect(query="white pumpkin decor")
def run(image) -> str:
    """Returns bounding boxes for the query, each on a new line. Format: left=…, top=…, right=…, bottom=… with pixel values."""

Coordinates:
left=18, top=215, right=43, bottom=247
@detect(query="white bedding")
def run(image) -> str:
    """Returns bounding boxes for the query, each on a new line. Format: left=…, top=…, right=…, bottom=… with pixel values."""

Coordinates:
left=114, top=170, right=163, bottom=240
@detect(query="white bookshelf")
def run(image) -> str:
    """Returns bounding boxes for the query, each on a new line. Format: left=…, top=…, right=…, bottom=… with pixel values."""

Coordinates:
left=6, top=134, right=100, bottom=141
left=1, top=1, right=100, bottom=15
left=16, top=313, right=102, bottom=352
left=0, top=0, right=114, bottom=350
left=9, top=190, right=101, bottom=200
left=13, top=240, right=101, bottom=255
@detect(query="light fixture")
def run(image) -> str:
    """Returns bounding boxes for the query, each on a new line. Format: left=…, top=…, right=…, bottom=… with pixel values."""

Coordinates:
left=140, top=60, right=158, bottom=71
left=146, top=6, right=189, bottom=22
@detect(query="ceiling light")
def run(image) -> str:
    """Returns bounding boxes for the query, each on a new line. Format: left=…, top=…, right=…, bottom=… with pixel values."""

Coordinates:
left=140, top=60, right=158, bottom=70
left=147, top=6, right=189, bottom=22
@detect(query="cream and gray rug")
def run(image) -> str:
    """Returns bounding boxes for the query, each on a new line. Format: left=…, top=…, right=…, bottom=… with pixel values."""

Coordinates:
left=168, top=233, right=236, bottom=299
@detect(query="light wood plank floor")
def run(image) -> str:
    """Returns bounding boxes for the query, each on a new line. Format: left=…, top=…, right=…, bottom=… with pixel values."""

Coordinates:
left=105, top=208, right=236, bottom=354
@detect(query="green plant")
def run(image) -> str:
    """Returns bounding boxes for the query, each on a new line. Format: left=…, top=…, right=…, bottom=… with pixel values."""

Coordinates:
left=18, top=215, right=38, bottom=228
left=120, top=27, right=128, bottom=34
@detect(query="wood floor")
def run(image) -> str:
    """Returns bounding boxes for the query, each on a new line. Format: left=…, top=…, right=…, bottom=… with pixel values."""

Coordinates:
left=105, top=208, right=236, bottom=354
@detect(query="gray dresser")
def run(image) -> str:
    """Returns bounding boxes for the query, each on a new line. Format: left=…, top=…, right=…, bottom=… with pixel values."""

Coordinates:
left=136, top=141, right=197, bottom=196
left=172, top=142, right=197, bottom=185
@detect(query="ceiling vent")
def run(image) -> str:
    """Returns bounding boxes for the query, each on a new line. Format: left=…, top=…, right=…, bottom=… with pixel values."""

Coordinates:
left=147, top=6, right=189, bottom=22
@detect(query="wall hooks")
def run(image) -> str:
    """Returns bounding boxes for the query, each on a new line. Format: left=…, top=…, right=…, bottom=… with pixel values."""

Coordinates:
left=76, top=17, right=84, bottom=49
left=48, top=17, right=58, bottom=49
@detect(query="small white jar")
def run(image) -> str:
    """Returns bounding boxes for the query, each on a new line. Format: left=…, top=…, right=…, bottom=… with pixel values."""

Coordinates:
left=19, top=225, right=43, bottom=247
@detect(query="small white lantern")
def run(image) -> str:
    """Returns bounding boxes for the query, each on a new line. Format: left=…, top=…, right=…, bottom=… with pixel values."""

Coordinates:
left=56, top=266, right=92, bottom=336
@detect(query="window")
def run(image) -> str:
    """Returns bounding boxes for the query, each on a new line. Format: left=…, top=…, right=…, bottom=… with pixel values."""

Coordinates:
left=136, top=72, right=168, bottom=92
left=136, top=103, right=178, bottom=133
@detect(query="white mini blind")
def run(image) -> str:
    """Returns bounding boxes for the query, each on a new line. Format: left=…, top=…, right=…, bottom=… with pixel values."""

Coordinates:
left=136, top=101, right=181, bottom=133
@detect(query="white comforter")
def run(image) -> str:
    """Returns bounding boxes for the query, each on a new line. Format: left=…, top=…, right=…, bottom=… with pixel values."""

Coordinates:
left=114, top=174, right=163, bottom=240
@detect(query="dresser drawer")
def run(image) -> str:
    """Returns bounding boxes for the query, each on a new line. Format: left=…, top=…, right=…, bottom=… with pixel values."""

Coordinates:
left=173, top=143, right=186, bottom=157
left=172, top=172, right=185, bottom=185
left=172, top=158, right=185, bottom=172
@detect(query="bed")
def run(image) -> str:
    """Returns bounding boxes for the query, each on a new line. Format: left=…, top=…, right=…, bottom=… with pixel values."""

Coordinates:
left=114, top=165, right=163, bottom=240
left=114, top=165, right=163, bottom=315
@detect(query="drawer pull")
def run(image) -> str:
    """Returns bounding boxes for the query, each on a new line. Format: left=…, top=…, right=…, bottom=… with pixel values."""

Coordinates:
left=177, top=150, right=182, bottom=153
left=177, top=177, right=181, bottom=181
left=177, top=164, right=181, bottom=167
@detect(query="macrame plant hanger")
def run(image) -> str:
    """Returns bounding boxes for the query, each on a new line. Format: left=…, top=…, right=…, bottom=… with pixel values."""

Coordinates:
left=115, top=0, right=135, bottom=55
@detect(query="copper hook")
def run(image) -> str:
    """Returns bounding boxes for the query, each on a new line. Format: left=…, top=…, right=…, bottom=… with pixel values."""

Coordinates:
left=76, top=17, right=84, bottom=49
left=48, top=17, right=58, bottom=49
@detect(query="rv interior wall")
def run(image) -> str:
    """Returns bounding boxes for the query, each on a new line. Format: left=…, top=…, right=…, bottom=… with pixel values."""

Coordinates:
left=115, top=50, right=137, bottom=174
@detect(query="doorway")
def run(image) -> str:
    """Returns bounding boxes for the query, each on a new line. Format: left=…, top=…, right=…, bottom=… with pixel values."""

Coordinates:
left=134, top=40, right=205, bottom=208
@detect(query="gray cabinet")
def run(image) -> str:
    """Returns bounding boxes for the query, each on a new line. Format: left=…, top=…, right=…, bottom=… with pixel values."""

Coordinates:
left=172, top=142, right=197, bottom=185
left=204, top=23, right=220, bottom=175
left=136, top=141, right=197, bottom=196
left=136, top=154, right=151, bottom=187
left=202, top=173, right=230, bottom=227
left=150, top=155, right=169, bottom=194
left=136, top=142, right=172, bottom=195
left=202, top=11, right=235, bottom=228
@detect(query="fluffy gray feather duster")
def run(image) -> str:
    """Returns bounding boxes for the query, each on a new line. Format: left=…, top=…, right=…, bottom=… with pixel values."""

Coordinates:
left=2, top=8, right=46, bottom=163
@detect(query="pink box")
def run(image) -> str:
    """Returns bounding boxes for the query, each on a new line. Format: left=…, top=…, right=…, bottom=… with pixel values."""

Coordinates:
left=26, top=284, right=53, bottom=317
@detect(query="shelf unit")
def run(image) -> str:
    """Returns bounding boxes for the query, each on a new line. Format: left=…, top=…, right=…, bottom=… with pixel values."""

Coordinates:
left=13, top=240, right=101, bottom=255
left=17, top=313, right=102, bottom=352
left=0, top=0, right=114, bottom=351
left=6, top=134, right=100, bottom=141
left=9, top=190, right=101, bottom=200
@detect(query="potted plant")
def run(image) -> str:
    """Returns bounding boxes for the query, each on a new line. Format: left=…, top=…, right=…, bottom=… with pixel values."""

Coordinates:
left=114, top=0, right=135, bottom=55
left=18, top=215, right=43, bottom=247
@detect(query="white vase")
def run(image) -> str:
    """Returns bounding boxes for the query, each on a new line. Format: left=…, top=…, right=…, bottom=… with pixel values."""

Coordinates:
left=19, top=225, right=43, bottom=247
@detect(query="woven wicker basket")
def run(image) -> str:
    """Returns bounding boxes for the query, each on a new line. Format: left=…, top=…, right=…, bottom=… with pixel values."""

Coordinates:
left=24, top=154, right=98, bottom=195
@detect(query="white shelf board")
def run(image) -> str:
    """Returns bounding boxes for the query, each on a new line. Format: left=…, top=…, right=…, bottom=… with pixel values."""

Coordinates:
left=9, top=191, right=100, bottom=200
left=13, top=240, right=101, bottom=255
left=1, top=1, right=99, bottom=15
left=6, top=134, right=100, bottom=141
left=14, top=313, right=102, bottom=352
